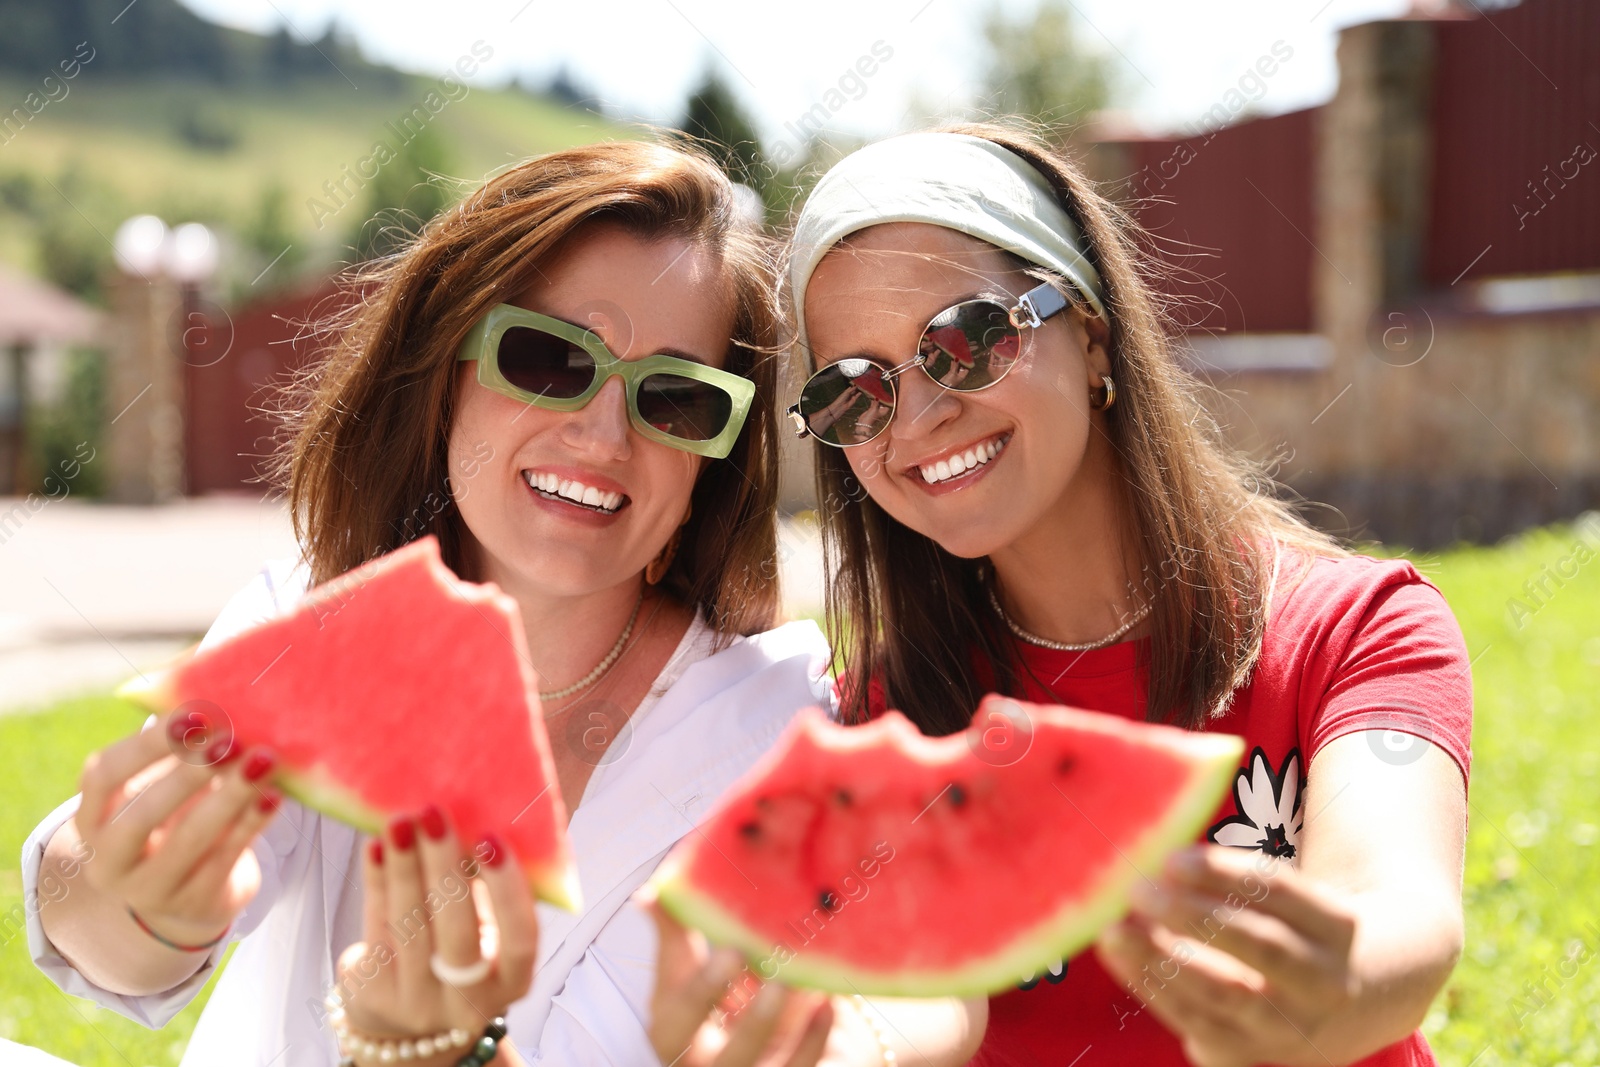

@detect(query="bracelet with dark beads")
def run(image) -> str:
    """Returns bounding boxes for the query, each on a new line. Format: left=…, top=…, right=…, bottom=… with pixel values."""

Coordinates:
left=335, top=1016, right=508, bottom=1066
left=453, top=1017, right=508, bottom=1066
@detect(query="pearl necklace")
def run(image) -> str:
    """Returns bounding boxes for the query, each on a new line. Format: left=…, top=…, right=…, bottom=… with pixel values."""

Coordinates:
left=539, top=591, right=644, bottom=702
left=988, top=588, right=1152, bottom=652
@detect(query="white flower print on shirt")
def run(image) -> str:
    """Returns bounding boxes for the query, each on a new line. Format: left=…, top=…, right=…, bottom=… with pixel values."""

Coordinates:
left=1207, top=747, right=1305, bottom=861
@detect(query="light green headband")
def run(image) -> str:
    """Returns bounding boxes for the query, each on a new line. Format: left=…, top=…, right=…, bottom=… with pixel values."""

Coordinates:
left=789, top=132, right=1107, bottom=356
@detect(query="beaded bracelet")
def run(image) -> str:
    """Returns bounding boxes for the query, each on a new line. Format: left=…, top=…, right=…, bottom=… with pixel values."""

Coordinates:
left=330, top=1001, right=507, bottom=1067
left=850, top=995, right=897, bottom=1067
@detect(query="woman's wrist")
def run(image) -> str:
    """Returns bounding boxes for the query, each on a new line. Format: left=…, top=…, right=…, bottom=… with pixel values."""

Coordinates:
left=330, top=986, right=509, bottom=1067
left=124, top=906, right=232, bottom=953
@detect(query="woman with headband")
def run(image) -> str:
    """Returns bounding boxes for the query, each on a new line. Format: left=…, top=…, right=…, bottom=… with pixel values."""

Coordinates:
left=786, top=124, right=1472, bottom=1066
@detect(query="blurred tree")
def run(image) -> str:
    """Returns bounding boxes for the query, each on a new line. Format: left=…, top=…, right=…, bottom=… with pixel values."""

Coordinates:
left=681, top=70, right=770, bottom=216
left=0, top=0, right=392, bottom=87
left=354, top=126, right=457, bottom=260
left=36, top=164, right=116, bottom=302
left=542, top=64, right=601, bottom=112
left=980, top=0, right=1112, bottom=128
left=245, top=182, right=306, bottom=285
left=29, top=348, right=106, bottom=499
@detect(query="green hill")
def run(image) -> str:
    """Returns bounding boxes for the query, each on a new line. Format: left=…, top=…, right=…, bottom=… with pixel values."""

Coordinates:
left=0, top=1, right=632, bottom=300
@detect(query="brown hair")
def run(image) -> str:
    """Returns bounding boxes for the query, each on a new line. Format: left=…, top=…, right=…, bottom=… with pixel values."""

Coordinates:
left=804, top=121, right=1344, bottom=733
left=275, top=139, right=782, bottom=636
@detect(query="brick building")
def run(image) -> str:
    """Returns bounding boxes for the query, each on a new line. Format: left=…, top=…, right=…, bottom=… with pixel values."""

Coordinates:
left=1088, top=0, right=1599, bottom=546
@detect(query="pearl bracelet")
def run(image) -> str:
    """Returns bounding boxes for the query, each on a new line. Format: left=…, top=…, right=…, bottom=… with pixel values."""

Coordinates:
left=326, top=988, right=489, bottom=1063
left=851, top=994, right=897, bottom=1066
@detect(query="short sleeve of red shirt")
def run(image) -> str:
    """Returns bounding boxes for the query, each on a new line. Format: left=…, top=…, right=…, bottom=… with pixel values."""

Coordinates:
left=1263, top=552, right=1474, bottom=785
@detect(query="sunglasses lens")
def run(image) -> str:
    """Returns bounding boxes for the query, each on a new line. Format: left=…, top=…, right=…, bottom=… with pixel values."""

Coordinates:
left=496, top=326, right=595, bottom=399
left=636, top=373, right=733, bottom=443
left=918, top=302, right=1021, bottom=390
left=798, top=358, right=895, bottom=446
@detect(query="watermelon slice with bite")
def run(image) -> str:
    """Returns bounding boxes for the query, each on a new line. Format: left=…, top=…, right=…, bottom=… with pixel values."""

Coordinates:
left=652, top=696, right=1243, bottom=995
left=120, top=536, right=580, bottom=912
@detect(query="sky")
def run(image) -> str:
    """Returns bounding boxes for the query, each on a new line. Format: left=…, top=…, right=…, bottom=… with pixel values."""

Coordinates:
left=178, top=0, right=1419, bottom=147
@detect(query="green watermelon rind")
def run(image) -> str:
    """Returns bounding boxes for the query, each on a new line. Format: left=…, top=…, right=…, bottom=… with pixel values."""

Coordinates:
left=654, top=722, right=1244, bottom=997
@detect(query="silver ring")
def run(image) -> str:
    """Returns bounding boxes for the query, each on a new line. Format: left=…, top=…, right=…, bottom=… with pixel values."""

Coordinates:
left=428, top=953, right=492, bottom=987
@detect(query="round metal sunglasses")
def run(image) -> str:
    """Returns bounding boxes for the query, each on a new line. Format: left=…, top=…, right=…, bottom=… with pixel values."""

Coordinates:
left=786, top=281, right=1071, bottom=447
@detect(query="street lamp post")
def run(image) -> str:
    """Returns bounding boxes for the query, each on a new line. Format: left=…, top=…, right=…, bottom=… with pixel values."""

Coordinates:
left=107, top=216, right=218, bottom=504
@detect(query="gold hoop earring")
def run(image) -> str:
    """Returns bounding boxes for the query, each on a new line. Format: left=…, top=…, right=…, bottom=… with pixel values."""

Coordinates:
left=646, top=501, right=693, bottom=586
left=1091, top=375, right=1117, bottom=411
left=645, top=528, right=681, bottom=586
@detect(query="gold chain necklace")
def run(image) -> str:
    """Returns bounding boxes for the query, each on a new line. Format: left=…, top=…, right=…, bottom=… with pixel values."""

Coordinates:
left=988, top=587, right=1151, bottom=652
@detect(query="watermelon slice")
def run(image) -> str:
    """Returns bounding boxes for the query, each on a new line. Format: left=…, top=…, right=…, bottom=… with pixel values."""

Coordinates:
left=652, top=696, right=1243, bottom=995
left=119, top=537, right=580, bottom=912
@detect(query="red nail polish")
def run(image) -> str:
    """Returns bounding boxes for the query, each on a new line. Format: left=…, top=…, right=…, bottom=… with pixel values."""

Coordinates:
left=242, top=749, right=275, bottom=782
left=166, top=709, right=207, bottom=747
left=419, top=805, right=447, bottom=841
left=368, top=839, right=385, bottom=866
left=257, top=792, right=281, bottom=815
left=389, top=817, right=416, bottom=851
left=478, top=835, right=505, bottom=868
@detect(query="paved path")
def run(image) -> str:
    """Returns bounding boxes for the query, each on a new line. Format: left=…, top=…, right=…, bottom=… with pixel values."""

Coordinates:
left=0, top=497, right=825, bottom=714
left=0, top=496, right=299, bottom=713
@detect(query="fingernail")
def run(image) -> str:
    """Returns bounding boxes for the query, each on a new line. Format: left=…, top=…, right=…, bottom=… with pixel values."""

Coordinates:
left=419, top=804, right=447, bottom=841
left=389, top=817, right=415, bottom=851
left=166, top=709, right=206, bottom=746
left=1129, top=880, right=1168, bottom=914
left=242, top=749, right=276, bottom=782
left=368, top=839, right=384, bottom=866
left=257, top=792, right=281, bottom=815
left=477, top=834, right=504, bottom=867
left=1169, top=848, right=1205, bottom=879
left=754, top=979, right=786, bottom=1016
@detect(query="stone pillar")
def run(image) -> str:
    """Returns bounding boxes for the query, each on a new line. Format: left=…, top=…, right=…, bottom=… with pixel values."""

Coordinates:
left=1310, top=18, right=1437, bottom=518
left=106, top=272, right=185, bottom=503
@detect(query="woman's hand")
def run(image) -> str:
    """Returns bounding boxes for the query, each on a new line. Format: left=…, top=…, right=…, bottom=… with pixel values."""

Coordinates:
left=47, top=708, right=281, bottom=993
left=645, top=897, right=845, bottom=1067
left=335, top=809, right=537, bottom=1067
left=1094, top=845, right=1359, bottom=1067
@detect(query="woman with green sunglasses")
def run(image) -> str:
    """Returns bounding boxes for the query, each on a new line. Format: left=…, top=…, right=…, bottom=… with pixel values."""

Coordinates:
left=24, top=140, right=981, bottom=1067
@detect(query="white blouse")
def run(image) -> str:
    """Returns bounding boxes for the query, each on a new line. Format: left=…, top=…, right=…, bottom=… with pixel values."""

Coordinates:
left=22, top=560, right=834, bottom=1066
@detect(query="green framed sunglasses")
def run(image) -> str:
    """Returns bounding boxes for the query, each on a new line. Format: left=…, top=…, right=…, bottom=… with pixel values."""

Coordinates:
left=456, top=304, right=756, bottom=459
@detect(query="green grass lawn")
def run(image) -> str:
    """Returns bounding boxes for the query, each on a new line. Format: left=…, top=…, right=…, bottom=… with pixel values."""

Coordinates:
left=0, top=697, right=228, bottom=1065
left=2, top=521, right=1597, bottom=1064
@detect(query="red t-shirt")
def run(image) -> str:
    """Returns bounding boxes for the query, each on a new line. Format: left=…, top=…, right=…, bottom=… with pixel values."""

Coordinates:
left=863, top=550, right=1473, bottom=1067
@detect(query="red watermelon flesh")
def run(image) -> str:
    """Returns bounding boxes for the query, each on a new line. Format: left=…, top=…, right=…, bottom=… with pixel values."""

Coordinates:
left=652, top=696, right=1242, bottom=995
left=119, top=536, right=580, bottom=912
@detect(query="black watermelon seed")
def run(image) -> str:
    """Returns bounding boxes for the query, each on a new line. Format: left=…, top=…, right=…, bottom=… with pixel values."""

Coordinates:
left=948, top=783, right=967, bottom=807
left=819, top=889, right=840, bottom=910
left=834, top=788, right=853, bottom=806
left=738, top=821, right=761, bottom=840
left=1057, top=756, right=1076, bottom=775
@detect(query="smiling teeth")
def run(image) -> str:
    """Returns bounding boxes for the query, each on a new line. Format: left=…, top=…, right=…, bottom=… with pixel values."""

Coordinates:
left=524, top=471, right=624, bottom=513
left=919, top=437, right=1006, bottom=485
